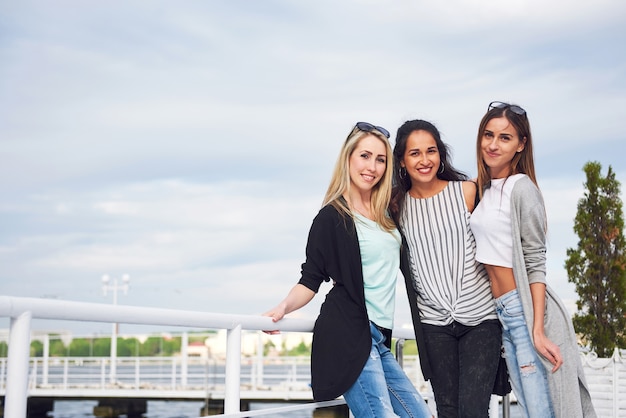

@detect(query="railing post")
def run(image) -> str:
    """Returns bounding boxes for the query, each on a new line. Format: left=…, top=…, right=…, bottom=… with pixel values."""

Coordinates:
left=613, top=347, right=620, bottom=417
left=290, top=358, right=297, bottom=386
left=5, top=310, right=33, bottom=418
left=135, top=357, right=140, bottom=389
left=171, top=358, right=177, bottom=389
left=100, top=359, right=106, bottom=388
left=395, top=338, right=405, bottom=367
left=0, top=358, right=6, bottom=390
left=31, top=358, right=38, bottom=389
left=488, top=395, right=498, bottom=418
left=110, top=322, right=117, bottom=384
left=63, top=358, right=69, bottom=389
left=256, top=331, right=264, bottom=389
left=224, top=324, right=242, bottom=414
left=181, top=331, right=188, bottom=388
left=502, top=394, right=510, bottom=418
left=43, top=334, right=50, bottom=385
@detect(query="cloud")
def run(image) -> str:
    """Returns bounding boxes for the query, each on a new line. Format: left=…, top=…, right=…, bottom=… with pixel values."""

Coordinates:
left=1, top=0, right=625, bottom=334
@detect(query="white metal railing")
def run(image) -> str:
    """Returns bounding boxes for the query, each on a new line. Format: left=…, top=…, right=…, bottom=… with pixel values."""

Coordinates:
left=0, top=295, right=321, bottom=417
left=2, top=295, right=624, bottom=418
left=5, top=354, right=316, bottom=393
left=1, top=296, right=426, bottom=417
left=577, top=348, right=626, bottom=417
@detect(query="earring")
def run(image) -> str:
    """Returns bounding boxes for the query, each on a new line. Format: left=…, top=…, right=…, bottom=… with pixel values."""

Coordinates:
left=439, top=162, right=445, bottom=174
left=399, top=167, right=407, bottom=179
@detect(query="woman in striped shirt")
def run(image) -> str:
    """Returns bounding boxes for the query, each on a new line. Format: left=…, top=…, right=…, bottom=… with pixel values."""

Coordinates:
left=390, top=119, right=502, bottom=418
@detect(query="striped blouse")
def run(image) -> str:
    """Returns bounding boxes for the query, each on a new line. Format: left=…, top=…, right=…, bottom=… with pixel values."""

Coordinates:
left=400, top=181, right=497, bottom=326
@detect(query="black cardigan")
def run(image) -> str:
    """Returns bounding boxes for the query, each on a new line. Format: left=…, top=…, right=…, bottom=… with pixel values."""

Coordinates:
left=298, top=204, right=372, bottom=401
left=298, top=204, right=432, bottom=400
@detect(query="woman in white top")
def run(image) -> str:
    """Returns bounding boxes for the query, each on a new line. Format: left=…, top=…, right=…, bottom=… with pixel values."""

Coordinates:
left=470, top=102, right=596, bottom=418
left=390, top=119, right=501, bottom=418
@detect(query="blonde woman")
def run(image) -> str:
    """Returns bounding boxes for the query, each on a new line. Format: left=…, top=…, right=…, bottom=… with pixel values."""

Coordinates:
left=264, top=122, right=432, bottom=418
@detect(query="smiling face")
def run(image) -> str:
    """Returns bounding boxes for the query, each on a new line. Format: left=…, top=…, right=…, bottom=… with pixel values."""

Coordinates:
left=401, top=129, right=440, bottom=185
left=481, top=116, right=526, bottom=179
left=348, top=134, right=388, bottom=194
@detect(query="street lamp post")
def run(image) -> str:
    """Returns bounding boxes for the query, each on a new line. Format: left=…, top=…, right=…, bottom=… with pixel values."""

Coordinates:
left=101, top=273, right=130, bottom=384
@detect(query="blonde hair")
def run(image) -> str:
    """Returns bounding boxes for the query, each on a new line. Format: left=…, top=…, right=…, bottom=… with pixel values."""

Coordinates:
left=323, top=126, right=396, bottom=232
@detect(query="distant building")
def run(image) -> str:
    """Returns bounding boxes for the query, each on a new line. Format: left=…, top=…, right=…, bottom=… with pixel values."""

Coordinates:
left=187, top=341, right=210, bottom=358
left=202, top=330, right=312, bottom=358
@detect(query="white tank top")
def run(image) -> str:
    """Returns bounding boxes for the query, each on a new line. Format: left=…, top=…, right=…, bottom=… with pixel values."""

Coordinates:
left=470, top=174, right=525, bottom=268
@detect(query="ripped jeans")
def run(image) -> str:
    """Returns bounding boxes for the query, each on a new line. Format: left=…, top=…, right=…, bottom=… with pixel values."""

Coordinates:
left=343, top=322, right=432, bottom=418
left=495, top=289, right=554, bottom=418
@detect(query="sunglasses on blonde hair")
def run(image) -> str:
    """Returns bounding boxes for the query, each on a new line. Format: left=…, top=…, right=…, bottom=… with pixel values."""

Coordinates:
left=488, top=101, right=527, bottom=117
left=355, top=121, right=390, bottom=139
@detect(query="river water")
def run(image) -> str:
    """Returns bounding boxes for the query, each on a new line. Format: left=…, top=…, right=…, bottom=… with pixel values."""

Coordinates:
left=51, top=400, right=313, bottom=417
left=50, top=399, right=522, bottom=417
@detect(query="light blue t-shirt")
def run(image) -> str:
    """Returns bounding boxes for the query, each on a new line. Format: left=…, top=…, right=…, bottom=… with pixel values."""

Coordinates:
left=354, top=214, right=401, bottom=329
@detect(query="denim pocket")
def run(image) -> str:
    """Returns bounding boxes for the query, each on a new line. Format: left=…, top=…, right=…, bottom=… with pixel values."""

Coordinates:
left=501, top=299, right=524, bottom=317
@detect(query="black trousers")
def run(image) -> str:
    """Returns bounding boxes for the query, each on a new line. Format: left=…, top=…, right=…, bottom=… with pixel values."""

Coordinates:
left=422, top=319, right=502, bottom=418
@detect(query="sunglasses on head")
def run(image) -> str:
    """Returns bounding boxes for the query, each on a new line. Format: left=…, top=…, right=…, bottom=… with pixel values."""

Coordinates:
left=355, top=121, right=390, bottom=139
left=488, top=101, right=527, bottom=117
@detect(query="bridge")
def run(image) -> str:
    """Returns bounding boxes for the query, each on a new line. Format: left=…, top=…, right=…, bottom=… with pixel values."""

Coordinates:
left=2, top=351, right=340, bottom=414
left=0, top=352, right=393, bottom=417
left=1, top=296, right=625, bottom=417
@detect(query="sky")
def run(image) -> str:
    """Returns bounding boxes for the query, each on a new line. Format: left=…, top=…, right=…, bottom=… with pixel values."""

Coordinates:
left=1, top=1, right=626, bottom=337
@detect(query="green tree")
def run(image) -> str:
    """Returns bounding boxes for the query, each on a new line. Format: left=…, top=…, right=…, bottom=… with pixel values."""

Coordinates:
left=284, top=341, right=310, bottom=356
left=396, top=339, right=418, bottom=356
left=161, top=336, right=181, bottom=355
left=140, top=336, right=163, bottom=356
left=49, top=338, right=67, bottom=357
left=263, top=340, right=276, bottom=356
left=30, top=340, right=44, bottom=357
left=565, top=161, right=626, bottom=357
left=69, top=338, right=92, bottom=356
left=93, top=337, right=111, bottom=356
left=118, top=337, right=142, bottom=356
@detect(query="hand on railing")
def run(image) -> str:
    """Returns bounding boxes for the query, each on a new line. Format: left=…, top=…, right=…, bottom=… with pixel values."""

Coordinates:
left=262, top=284, right=316, bottom=334
left=262, top=305, right=287, bottom=335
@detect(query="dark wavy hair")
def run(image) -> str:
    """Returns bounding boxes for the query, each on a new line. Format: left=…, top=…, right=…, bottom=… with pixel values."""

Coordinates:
left=390, top=119, right=468, bottom=222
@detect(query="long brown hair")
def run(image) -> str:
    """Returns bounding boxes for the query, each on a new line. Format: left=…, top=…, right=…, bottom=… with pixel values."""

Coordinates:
left=475, top=103, right=538, bottom=199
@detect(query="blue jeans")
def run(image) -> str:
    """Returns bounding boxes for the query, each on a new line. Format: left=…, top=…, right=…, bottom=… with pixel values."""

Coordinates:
left=343, top=322, right=432, bottom=418
left=495, top=289, right=554, bottom=418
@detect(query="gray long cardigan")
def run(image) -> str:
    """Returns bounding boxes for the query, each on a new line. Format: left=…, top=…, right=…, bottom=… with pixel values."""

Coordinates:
left=510, top=176, right=596, bottom=418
